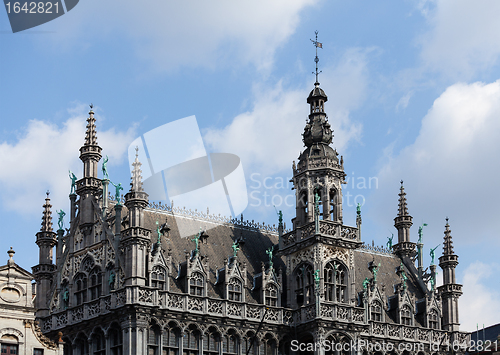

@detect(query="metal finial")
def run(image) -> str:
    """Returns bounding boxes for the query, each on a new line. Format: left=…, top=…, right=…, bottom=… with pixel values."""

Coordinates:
left=445, top=216, right=449, bottom=223
left=400, top=180, right=404, bottom=186
left=46, top=190, right=50, bottom=198
left=90, top=103, right=93, bottom=110
left=310, top=30, right=323, bottom=84
left=135, top=146, right=139, bottom=158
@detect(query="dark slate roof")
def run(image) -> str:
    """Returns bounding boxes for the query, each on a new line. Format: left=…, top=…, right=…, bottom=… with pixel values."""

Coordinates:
left=142, top=208, right=283, bottom=303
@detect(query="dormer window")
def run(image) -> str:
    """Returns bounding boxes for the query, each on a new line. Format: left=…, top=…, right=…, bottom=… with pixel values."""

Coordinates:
left=151, top=266, right=166, bottom=290
left=228, top=278, right=242, bottom=301
left=401, top=305, right=412, bottom=325
left=429, top=309, right=439, bottom=329
left=189, top=272, right=204, bottom=296
left=370, top=301, right=382, bottom=321
left=264, top=284, right=278, bottom=306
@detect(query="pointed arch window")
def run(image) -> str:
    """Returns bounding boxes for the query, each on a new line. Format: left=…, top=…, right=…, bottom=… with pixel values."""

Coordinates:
left=183, top=328, right=200, bottom=355
left=203, top=330, right=220, bottom=355
left=151, top=266, right=166, bottom=290
left=264, top=284, right=278, bottom=306
left=74, top=273, right=87, bottom=305
left=91, top=329, right=105, bottom=355
left=108, top=324, right=122, bottom=355
left=162, top=327, right=179, bottom=355
left=428, top=309, right=439, bottom=329
left=298, top=190, right=308, bottom=224
left=89, top=267, right=102, bottom=300
left=189, top=272, right=204, bottom=296
left=147, top=324, right=161, bottom=355
left=228, top=278, right=242, bottom=301
left=223, top=333, right=238, bottom=355
left=324, top=261, right=348, bottom=303
left=295, top=263, right=314, bottom=306
left=370, top=301, right=382, bottom=322
left=401, top=305, right=412, bottom=326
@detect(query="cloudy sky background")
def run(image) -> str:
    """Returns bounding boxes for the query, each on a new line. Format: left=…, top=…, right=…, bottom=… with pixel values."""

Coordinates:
left=1, top=0, right=499, bottom=330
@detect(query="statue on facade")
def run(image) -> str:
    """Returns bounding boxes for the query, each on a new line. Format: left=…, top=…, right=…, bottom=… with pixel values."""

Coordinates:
left=69, top=170, right=77, bottom=194
left=418, top=223, right=428, bottom=244
left=387, top=234, right=393, bottom=250
left=156, top=220, right=162, bottom=244
left=109, top=271, right=115, bottom=290
left=372, top=263, right=381, bottom=283
left=363, top=277, right=370, bottom=291
left=56, top=210, right=66, bottom=230
left=232, top=240, right=240, bottom=257
left=102, top=155, right=109, bottom=180
left=191, top=228, right=202, bottom=256
left=356, top=202, right=361, bottom=215
left=266, top=247, right=274, bottom=269
left=110, top=181, right=123, bottom=204
left=430, top=244, right=440, bottom=265
left=314, top=192, right=320, bottom=218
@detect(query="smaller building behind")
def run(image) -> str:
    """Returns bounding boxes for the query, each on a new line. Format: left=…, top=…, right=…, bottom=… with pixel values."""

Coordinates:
left=0, top=247, right=62, bottom=355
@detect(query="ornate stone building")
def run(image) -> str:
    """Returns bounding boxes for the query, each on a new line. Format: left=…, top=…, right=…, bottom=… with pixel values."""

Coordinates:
left=33, top=76, right=469, bottom=354
left=0, top=247, right=63, bottom=355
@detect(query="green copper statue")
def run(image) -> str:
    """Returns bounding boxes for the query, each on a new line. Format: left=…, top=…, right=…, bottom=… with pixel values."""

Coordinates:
left=278, top=210, right=283, bottom=225
left=402, top=271, right=408, bottom=291
left=232, top=240, right=240, bottom=257
left=57, top=210, right=66, bottom=230
left=266, top=247, right=274, bottom=269
left=387, top=234, right=394, bottom=250
left=110, top=181, right=123, bottom=204
left=418, top=223, right=428, bottom=244
left=314, top=192, right=320, bottom=218
left=363, top=277, right=370, bottom=291
left=156, top=220, right=162, bottom=244
left=191, top=228, right=202, bottom=256
left=314, top=269, right=320, bottom=285
left=109, top=271, right=115, bottom=290
left=69, top=170, right=77, bottom=194
left=430, top=244, right=440, bottom=265
left=102, top=155, right=109, bottom=180
left=356, top=202, right=361, bottom=214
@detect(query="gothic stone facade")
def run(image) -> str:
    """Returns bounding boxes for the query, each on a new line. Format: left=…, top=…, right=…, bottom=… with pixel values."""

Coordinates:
left=33, top=81, right=469, bottom=355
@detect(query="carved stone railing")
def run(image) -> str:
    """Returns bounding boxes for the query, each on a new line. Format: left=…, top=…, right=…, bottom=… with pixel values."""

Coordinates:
left=281, top=220, right=359, bottom=247
left=295, top=156, right=344, bottom=174
left=359, top=243, right=393, bottom=255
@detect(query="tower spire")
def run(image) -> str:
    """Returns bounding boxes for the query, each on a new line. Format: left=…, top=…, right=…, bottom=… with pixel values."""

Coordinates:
left=393, top=181, right=415, bottom=258
left=397, top=180, right=409, bottom=217
left=310, top=30, right=323, bottom=84
left=131, top=146, right=144, bottom=192
left=85, top=104, right=98, bottom=146
left=41, top=190, right=53, bottom=232
left=438, top=217, right=462, bottom=331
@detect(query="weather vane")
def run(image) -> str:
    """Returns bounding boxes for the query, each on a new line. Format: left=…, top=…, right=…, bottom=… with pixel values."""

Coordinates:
left=310, top=30, right=323, bottom=84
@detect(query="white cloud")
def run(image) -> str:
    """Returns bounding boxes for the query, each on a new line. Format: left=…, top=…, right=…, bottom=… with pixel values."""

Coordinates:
left=43, top=0, right=318, bottom=72
left=372, top=80, right=500, bottom=246
left=419, top=0, right=500, bottom=78
left=0, top=104, right=136, bottom=216
left=203, top=48, right=369, bottom=176
left=460, top=261, right=500, bottom=331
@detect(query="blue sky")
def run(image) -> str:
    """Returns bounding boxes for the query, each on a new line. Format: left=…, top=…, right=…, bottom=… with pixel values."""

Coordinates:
left=1, top=0, right=500, bottom=331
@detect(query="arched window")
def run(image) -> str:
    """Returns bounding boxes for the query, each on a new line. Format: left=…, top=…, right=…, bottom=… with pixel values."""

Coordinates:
left=89, top=267, right=102, bottom=300
left=242, top=335, right=258, bottom=355
left=108, top=324, right=122, bottom=355
left=370, top=301, right=382, bottom=321
left=428, top=309, right=439, bottom=329
left=401, top=305, right=412, bottom=325
left=183, top=327, right=200, bottom=355
left=1, top=335, right=19, bottom=355
left=203, top=330, right=220, bottom=355
left=162, top=326, right=179, bottom=355
left=223, top=333, right=238, bottom=355
left=147, top=324, right=161, bottom=355
left=325, top=334, right=350, bottom=355
left=295, top=263, right=314, bottom=306
left=189, top=272, right=204, bottom=296
left=74, top=334, right=89, bottom=355
left=151, top=266, right=166, bottom=290
left=74, top=273, right=87, bottom=305
left=324, top=261, right=348, bottom=303
left=91, top=329, right=105, bottom=355
left=264, top=284, right=278, bottom=306
left=228, top=278, right=242, bottom=301
left=262, top=335, right=276, bottom=355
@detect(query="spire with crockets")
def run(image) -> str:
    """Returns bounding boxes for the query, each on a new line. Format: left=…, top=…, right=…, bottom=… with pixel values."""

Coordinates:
left=40, top=190, right=53, bottom=232
left=438, top=217, right=462, bottom=331
left=393, top=181, right=415, bottom=258
left=131, top=146, right=144, bottom=192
